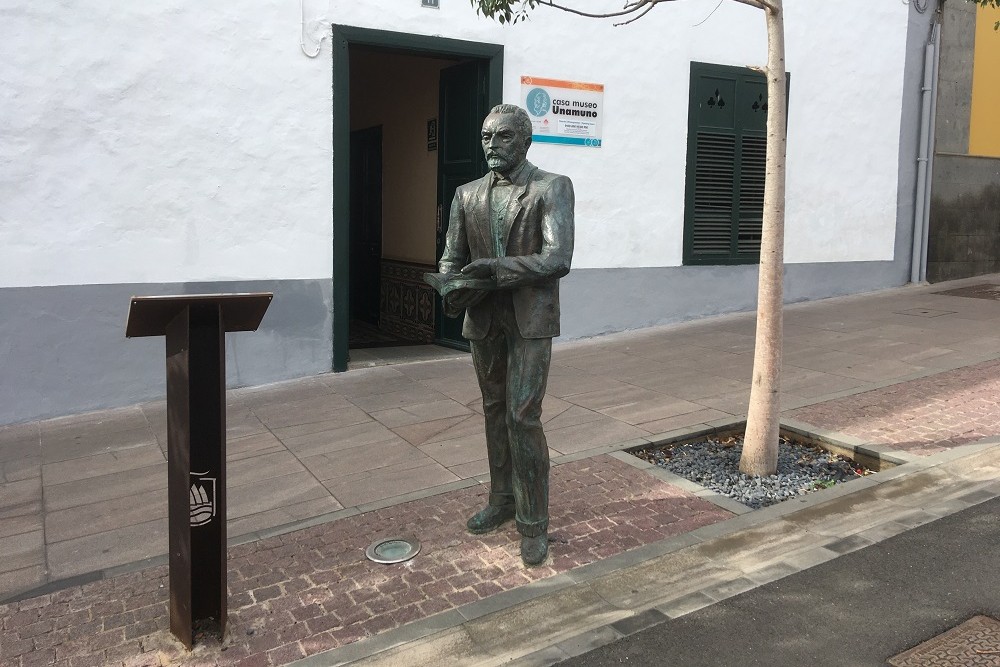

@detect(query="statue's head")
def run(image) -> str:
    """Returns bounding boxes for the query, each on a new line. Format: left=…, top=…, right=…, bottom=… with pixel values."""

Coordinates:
left=481, top=104, right=532, bottom=175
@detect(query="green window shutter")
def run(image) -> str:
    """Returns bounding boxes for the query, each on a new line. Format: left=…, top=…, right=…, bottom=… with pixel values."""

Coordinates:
left=683, top=63, right=780, bottom=265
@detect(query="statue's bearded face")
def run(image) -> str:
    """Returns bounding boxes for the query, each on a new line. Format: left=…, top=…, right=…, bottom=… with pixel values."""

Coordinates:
left=481, top=112, right=529, bottom=175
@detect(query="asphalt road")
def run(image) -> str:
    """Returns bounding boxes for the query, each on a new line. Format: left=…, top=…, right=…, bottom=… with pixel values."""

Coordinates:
left=560, top=497, right=1000, bottom=667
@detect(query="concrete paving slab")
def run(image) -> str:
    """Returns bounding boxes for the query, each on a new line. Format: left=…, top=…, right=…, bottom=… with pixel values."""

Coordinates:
left=47, top=518, right=167, bottom=579
left=228, top=471, right=334, bottom=519
left=325, top=461, right=460, bottom=507
left=347, top=386, right=452, bottom=413
left=680, top=355, right=757, bottom=383
left=0, top=421, right=39, bottom=445
left=40, top=426, right=159, bottom=464
left=446, top=458, right=490, bottom=479
left=235, top=377, right=338, bottom=405
left=225, top=430, right=287, bottom=462
left=669, top=353, right=752, bottom=378
left=0, top=476, right=41, bottom=511
left=42, top=445, right=166, bottom=487
left=418, top=435, right=488, bottom=468
left=275, top=419, right=398, bottom=457
left=589, top=553, right=736, bottom=610
left=464, top=584, right=626, bottom=659
left=543, top=374, right=630, bottom=400
left=412, top=373, right=482, bottom=401
left=45, top=490, right=166, bottom=542
left=37, top=405, right=148, bottom=437
left=598, top=395, right=705, bottom=426
left=541, top=405, right=605, bottom=432
left=227, top=495, right=345, bottom=538
left=0, top=441, right=39, bottom=469
left=320, top=366, right=412, bottom=396
left=693, top=389, right=749, bottom=415
left=545, top=418, right=649, bottom=455
left=0, top=512, right=43, bottom=540
left=554, top=625, right=623, bottom=659
left=44, top=463, right=166, bottom=512
left=560, top=385, right=664, bottom=412
left=344, top=627, right=480, bottom=667
left=389, top=415, right=470, bottom=447
left=0, top=529, right=43, bottom=574
left=303, top=439, right=428, bottom=481
left=655, top=591, right=717, bottom=619
left=639, top=408, right=731, bottom=436
left=394, top=357, right=475, bottom=382
left=369, top=399, right=473, bottom=429
left=228, top=450, right=309, bottom=486
left=251, top=394, right=358, bottom=429
left=601, top=358, right=677, bottom=383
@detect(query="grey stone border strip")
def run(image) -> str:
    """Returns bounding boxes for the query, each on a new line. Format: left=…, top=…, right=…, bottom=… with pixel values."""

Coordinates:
left=290, top=436, right=1000, bottom=667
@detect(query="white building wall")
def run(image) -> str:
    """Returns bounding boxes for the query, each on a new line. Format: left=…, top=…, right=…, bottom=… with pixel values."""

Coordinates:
left=0, top=0, right=922, bottom=425
left=1, top=1, right=908, bottom=289
left=1, top=2, right=334, bottom=288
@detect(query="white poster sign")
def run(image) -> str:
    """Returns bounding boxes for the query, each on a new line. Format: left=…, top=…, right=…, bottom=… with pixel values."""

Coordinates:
left=521, top=76, right=604, bottom=147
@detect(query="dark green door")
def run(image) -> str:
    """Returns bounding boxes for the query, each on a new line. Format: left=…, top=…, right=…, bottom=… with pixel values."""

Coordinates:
left=349, top=126, right=383, bottom=326
left=435, top=59, right=489, bottom=351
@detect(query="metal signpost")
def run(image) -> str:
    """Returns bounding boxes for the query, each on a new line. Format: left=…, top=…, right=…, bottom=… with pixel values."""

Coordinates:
left=125, top=292, right=272, bottom=649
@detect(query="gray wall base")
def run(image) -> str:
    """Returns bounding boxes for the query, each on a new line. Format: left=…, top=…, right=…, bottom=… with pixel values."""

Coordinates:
left=0, top=279, right=332, bottom=425
left=1, top=260, right=909, bottom=426
left=558, top=261, right=908, bottom=340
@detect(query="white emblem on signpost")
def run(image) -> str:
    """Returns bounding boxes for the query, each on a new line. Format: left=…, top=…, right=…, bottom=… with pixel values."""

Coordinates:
left=189, top=472, right=216, bottom=526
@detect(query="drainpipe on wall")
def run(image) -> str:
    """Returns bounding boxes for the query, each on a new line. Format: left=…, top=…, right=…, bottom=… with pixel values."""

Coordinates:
left=921, top=20, right=941, bottom=282
left=911, top=20, right=941, bottom=284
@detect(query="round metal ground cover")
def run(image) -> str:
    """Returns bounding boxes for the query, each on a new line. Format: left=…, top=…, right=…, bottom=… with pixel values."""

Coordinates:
left=365, top=537, right=421, bottom=564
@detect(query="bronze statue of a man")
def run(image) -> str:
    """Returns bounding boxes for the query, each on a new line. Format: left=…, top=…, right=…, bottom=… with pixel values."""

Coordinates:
left=438, top=104, right=574, bottom=565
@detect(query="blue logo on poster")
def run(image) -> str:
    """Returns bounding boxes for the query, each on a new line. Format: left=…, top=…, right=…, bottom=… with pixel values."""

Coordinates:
left=526, top=88, right=551, bottom=117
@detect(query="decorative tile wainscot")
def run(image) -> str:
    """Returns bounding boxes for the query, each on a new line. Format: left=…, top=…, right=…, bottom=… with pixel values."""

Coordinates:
left=380, top=259, right=436, bottom=343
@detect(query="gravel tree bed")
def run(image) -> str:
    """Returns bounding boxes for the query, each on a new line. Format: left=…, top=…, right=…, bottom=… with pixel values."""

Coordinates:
left=635, top=434, right=872, bottom=509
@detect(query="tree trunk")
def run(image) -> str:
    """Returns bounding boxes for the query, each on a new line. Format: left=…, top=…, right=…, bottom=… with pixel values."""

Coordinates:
left=739, top=0, right=786, bottom=476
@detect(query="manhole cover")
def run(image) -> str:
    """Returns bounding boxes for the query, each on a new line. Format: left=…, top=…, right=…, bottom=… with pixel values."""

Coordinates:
left=893, top=307, right=956, bottom=318
left=365, top=537, right=420, bottom=564
left=933, top=283, right=1000, bottom=301
left=888, top=615, right=1000, bottom=666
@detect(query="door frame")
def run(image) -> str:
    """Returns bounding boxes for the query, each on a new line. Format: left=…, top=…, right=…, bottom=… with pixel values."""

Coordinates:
left=331, top=24, right=503, bottom=371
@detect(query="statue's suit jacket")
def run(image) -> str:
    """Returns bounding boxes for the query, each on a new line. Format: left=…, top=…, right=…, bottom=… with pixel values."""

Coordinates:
left=439, top=160, right=575, bottom=340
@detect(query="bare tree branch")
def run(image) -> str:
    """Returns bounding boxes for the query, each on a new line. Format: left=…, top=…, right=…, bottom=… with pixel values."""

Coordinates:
left=614, top=1, right=657, bottom=26
left=541, top=0, right=778, bottom=20
left=532, top=0, right=655, bottom=20
left=728, top=0, right=776, bottom=12
left=473, top=0, right=776, bottom=25
left=694, top=0, right=726, bottom=27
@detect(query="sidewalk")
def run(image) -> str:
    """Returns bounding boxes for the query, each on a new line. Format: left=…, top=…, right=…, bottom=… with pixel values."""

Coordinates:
left=3, top=274, right=1000, bottom=666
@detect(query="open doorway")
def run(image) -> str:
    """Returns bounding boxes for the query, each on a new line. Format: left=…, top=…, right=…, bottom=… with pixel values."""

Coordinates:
left=348, top=47, right=460, bottom=350
left=331, top=26, right=503, bottom=371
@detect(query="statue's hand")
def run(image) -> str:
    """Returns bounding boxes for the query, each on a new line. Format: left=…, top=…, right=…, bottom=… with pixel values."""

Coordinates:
left=460, top=258, right=496, bottom=279
left=445, top=288, right=488, bottom=313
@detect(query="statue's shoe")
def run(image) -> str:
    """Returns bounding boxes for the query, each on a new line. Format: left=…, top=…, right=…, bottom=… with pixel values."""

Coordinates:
left=466, top=505, right=515, bottom=534
left=520, top=534, right=549, bottom=566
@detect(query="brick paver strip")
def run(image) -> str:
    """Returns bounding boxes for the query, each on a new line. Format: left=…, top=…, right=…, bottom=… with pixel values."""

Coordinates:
left=887, top=615, right=1000, bottom=666
left=0, top=455, right=730, bottom=667
left=789, top=359, right=1000, bottom=456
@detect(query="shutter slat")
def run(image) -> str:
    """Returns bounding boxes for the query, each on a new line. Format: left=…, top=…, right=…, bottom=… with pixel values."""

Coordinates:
left=737, top=135, right=766, bottom=253
left=691, top=131, right=735, bottom=255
